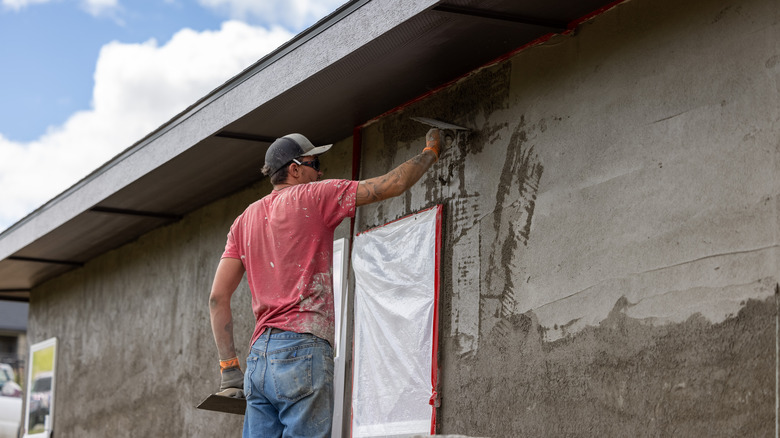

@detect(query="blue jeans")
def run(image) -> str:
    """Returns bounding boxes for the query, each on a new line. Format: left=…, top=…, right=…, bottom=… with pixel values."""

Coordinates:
left=243, top=330, right=334, bottom=438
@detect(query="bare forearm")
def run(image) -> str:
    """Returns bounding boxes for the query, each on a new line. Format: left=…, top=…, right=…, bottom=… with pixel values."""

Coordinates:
left=209, top=297, right=237, bottom=360
left=356, top=150, right=437, bottom=206
left=208, top=257, right=245, bottom=360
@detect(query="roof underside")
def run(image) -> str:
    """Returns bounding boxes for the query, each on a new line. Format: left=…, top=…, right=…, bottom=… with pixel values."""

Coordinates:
left=0, top=0, right=618, bottom=301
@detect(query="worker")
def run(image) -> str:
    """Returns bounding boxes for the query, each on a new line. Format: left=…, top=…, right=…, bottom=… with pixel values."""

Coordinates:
left=209, top=128, right=443, bottom=438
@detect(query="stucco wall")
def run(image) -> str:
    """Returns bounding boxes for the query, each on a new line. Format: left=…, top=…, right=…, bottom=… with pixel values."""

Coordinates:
left=356, top=0, right=779, bottom=435
left=24, top=0, right=780, bottom=435
left=26, top=138, right=354, bottom=436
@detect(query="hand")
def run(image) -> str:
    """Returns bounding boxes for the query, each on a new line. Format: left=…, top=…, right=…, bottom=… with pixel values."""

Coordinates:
left=218, top=361, right=245, bottom=398
left=216, top=386, right=244, bottom=398
left=423, top=128, right=442, bottom=159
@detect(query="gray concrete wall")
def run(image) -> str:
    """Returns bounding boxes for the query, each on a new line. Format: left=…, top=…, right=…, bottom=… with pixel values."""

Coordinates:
left=24, top=0, right=779, bottom=436
left=26, top=138, right=354, bottom=436
left=355, top=0, right=778, bottom=435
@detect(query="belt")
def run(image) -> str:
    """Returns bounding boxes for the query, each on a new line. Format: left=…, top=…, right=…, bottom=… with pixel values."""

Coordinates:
left=268, top=328, right=285, bottom=334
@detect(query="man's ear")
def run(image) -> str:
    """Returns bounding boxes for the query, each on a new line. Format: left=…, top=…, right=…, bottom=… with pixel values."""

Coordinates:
left=288, top=162, right=304, bottom=181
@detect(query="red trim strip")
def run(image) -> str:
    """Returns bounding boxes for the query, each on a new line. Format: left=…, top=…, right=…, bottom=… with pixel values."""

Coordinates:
left=348, top=126, right=361, bottom=438
left=351, top=126, right=362, bottom=182
left=430, top=204, right=443, bottom=434
left=568, top=0, right=627, bottom=30
left=349, top=127, right=362, bottom=255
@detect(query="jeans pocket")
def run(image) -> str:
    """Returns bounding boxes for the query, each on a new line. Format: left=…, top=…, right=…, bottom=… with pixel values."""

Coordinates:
left=270, top=354, right=314, bottom=402
left=244, top=356, right=258, bottom=398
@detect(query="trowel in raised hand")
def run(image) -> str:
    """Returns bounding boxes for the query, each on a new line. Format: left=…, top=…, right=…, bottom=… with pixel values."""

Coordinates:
left=411, top=116, right=470, bottom=131
left=411, top=116, right=470, bottom=149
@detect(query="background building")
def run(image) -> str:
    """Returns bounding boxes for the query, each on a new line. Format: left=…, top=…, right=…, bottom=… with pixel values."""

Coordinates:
left=0, top=301, right=27, bottom=381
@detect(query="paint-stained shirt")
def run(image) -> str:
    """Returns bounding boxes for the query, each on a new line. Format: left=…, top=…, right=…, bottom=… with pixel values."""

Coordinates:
left=222, top=179, right=359, bottom=349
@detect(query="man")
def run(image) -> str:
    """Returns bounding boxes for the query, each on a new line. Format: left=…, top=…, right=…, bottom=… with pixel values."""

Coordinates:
left=209, top=128, right=443, bottom=437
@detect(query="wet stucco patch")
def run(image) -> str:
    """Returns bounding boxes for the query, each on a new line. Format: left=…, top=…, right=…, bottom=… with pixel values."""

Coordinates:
left=439, top=295, right=776, bottom=438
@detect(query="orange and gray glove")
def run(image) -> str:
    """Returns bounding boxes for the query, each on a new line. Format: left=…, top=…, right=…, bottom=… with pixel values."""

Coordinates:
left=217, top=357, right=245, bottom=398
left=423, top=128, right=442, bottom=160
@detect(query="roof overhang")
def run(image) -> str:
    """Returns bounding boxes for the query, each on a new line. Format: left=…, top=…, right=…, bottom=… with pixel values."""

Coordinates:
left=0, top=0, right=622, bottom=301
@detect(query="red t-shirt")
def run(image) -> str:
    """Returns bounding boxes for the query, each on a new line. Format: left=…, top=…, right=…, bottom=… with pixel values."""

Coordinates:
left=222, top=179, right=359, bottom=348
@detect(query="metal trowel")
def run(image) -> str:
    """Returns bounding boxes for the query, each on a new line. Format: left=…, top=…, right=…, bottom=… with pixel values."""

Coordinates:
left=196, top=392, right=246, bottom=415
left=411, top=117, right=470, bottom=149
left=411, top=116, right=470, bottom=132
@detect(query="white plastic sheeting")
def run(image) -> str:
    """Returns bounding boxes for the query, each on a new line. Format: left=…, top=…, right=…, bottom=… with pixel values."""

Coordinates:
left=351, top=206, right=441, bottom=437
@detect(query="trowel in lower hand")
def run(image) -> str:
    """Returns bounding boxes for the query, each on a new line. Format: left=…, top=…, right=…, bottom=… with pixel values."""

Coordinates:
left=196, top=392, right=246, bottom=415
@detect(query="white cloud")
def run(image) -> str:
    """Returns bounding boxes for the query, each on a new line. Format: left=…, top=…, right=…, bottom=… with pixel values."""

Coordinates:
left=198, top=0, right=346, bottom=30
left=0, top=21, right=293, bottom=231
left=80, top=0, right=120, bottom=17
left=1, top=0, right=50, bottom=11
left=2, top=0, right=121, bottom=17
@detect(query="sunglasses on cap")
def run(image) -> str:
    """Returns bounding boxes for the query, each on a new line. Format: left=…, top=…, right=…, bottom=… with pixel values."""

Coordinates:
left=292, top=157, right=321, bottom=172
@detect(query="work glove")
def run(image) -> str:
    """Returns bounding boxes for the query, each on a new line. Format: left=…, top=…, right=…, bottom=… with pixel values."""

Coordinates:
left=217, top=357, right=245, bottom=398
left=423, top=128, right=442, bottom=160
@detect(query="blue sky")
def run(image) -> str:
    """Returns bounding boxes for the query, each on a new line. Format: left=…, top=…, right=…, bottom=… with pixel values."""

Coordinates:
left=0, top=2, right=218, bottom=142
left=0, top=0, right=345, bottom=232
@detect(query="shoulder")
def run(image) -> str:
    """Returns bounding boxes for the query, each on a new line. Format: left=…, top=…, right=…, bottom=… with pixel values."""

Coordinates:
left=313, top=179, right=359, bottom=191
left=232, top=195, right=273, bottom=222
left=294, top=179, right=357, bottom=195
left=240, top=197, right=269, bottom=214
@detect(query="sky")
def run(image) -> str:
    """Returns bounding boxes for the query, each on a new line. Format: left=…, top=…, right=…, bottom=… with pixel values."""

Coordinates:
left=0, top=0, right=346, bottom=232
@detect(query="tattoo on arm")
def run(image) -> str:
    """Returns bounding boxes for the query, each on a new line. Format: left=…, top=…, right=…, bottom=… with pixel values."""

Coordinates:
left=357, top=152, right=435, bottom=206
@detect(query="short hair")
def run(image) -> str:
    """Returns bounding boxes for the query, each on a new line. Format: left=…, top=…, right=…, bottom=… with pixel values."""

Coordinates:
left=263, top=162, right=291, bottom=185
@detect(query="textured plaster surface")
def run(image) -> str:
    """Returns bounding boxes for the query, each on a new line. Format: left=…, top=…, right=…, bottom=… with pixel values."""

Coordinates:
left=356, top=0, right=779, bottom=435
left=22, top=0, right=780, bottom=435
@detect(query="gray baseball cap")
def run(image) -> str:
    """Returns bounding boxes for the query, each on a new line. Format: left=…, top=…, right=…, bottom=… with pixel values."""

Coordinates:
left=264, top=133, right=332, bottom=175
